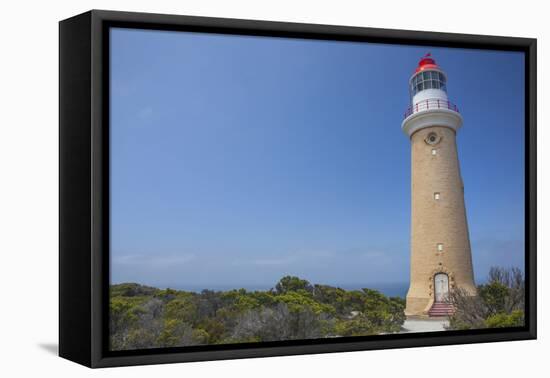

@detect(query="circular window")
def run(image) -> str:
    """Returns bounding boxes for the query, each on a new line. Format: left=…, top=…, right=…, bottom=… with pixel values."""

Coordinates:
left=425, top=132, right=441, bottom=145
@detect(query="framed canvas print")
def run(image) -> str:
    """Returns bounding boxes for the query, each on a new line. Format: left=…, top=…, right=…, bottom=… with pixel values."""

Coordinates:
left=59, top=10, right=537, bottom=368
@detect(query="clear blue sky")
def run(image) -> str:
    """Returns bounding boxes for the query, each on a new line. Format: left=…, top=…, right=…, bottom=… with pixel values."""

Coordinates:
left=109, top=27, right=525, bottom=292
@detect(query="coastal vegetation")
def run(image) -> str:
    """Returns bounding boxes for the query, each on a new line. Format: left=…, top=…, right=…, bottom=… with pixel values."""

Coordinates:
left=110, top=276, right=406, bottom=350
left=110, top=267, right=525, bottom=350
left=447, top=267, right=525, bottom=330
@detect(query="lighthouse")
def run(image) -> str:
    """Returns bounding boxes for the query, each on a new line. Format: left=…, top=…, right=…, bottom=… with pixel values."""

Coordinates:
left=402, top=54, right=476, bottom=317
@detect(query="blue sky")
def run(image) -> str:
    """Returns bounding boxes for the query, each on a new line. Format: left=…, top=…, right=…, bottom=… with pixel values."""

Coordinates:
left=109, top=28, right=525, bottom=292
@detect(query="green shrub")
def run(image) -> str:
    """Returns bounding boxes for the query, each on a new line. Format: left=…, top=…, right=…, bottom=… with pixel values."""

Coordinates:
left=484, top=310, right=524, bottom=328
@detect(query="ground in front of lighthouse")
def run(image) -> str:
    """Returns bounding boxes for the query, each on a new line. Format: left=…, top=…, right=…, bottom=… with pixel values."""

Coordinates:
left=401, top=318, right=449, bottom=333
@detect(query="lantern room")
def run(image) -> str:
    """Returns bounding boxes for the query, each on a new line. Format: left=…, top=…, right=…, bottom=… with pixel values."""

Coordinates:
left=410, top=70, right=447, bottom=97
left=402, top=54, right=463, bottom=137
left=409, top=54, right=449, bottom=105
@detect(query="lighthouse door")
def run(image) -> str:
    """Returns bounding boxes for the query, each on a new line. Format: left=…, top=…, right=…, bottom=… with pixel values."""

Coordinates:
left=434, top=273, right=449, bottom=302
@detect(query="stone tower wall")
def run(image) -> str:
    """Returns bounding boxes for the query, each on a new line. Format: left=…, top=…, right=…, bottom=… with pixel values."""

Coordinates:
left=405, top=125, right=476, bottom=317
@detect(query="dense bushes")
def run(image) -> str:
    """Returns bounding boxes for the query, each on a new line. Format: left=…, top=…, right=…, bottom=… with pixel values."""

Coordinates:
left=110, top=268, right=525, bottom=349
left=447, top=267, right=525, bottom=330
left=110, top=276, right=406, bottom=350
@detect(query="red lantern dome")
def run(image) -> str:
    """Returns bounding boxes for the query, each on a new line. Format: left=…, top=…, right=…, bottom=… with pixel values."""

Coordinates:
left=415, top=53, right=440, bottom=73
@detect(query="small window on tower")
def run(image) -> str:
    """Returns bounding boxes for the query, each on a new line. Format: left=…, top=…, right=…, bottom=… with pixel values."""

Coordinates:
left=434, top=192, right=441, bottom=200
left=437, top=243, right=444, bottom=252
left=432, top=149, right=437, bottom=155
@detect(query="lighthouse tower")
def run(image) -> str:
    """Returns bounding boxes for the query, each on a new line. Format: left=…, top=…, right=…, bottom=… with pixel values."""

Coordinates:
left=402, top=54, right=476, bottom=317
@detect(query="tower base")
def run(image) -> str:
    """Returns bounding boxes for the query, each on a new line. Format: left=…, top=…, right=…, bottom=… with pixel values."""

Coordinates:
left=405, top=296, right=433, bottom=317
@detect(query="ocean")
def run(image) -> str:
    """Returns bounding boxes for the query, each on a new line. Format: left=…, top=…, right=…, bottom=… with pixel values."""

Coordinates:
left=166, top=282, right=409, bottom=298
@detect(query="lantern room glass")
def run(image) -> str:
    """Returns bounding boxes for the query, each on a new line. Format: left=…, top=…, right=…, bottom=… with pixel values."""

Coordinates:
left=410, top=70, right=447, bottom=96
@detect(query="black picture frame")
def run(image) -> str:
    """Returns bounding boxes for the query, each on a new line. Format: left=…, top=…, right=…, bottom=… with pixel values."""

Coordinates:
left=59, top=9, right=537, bottom=368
